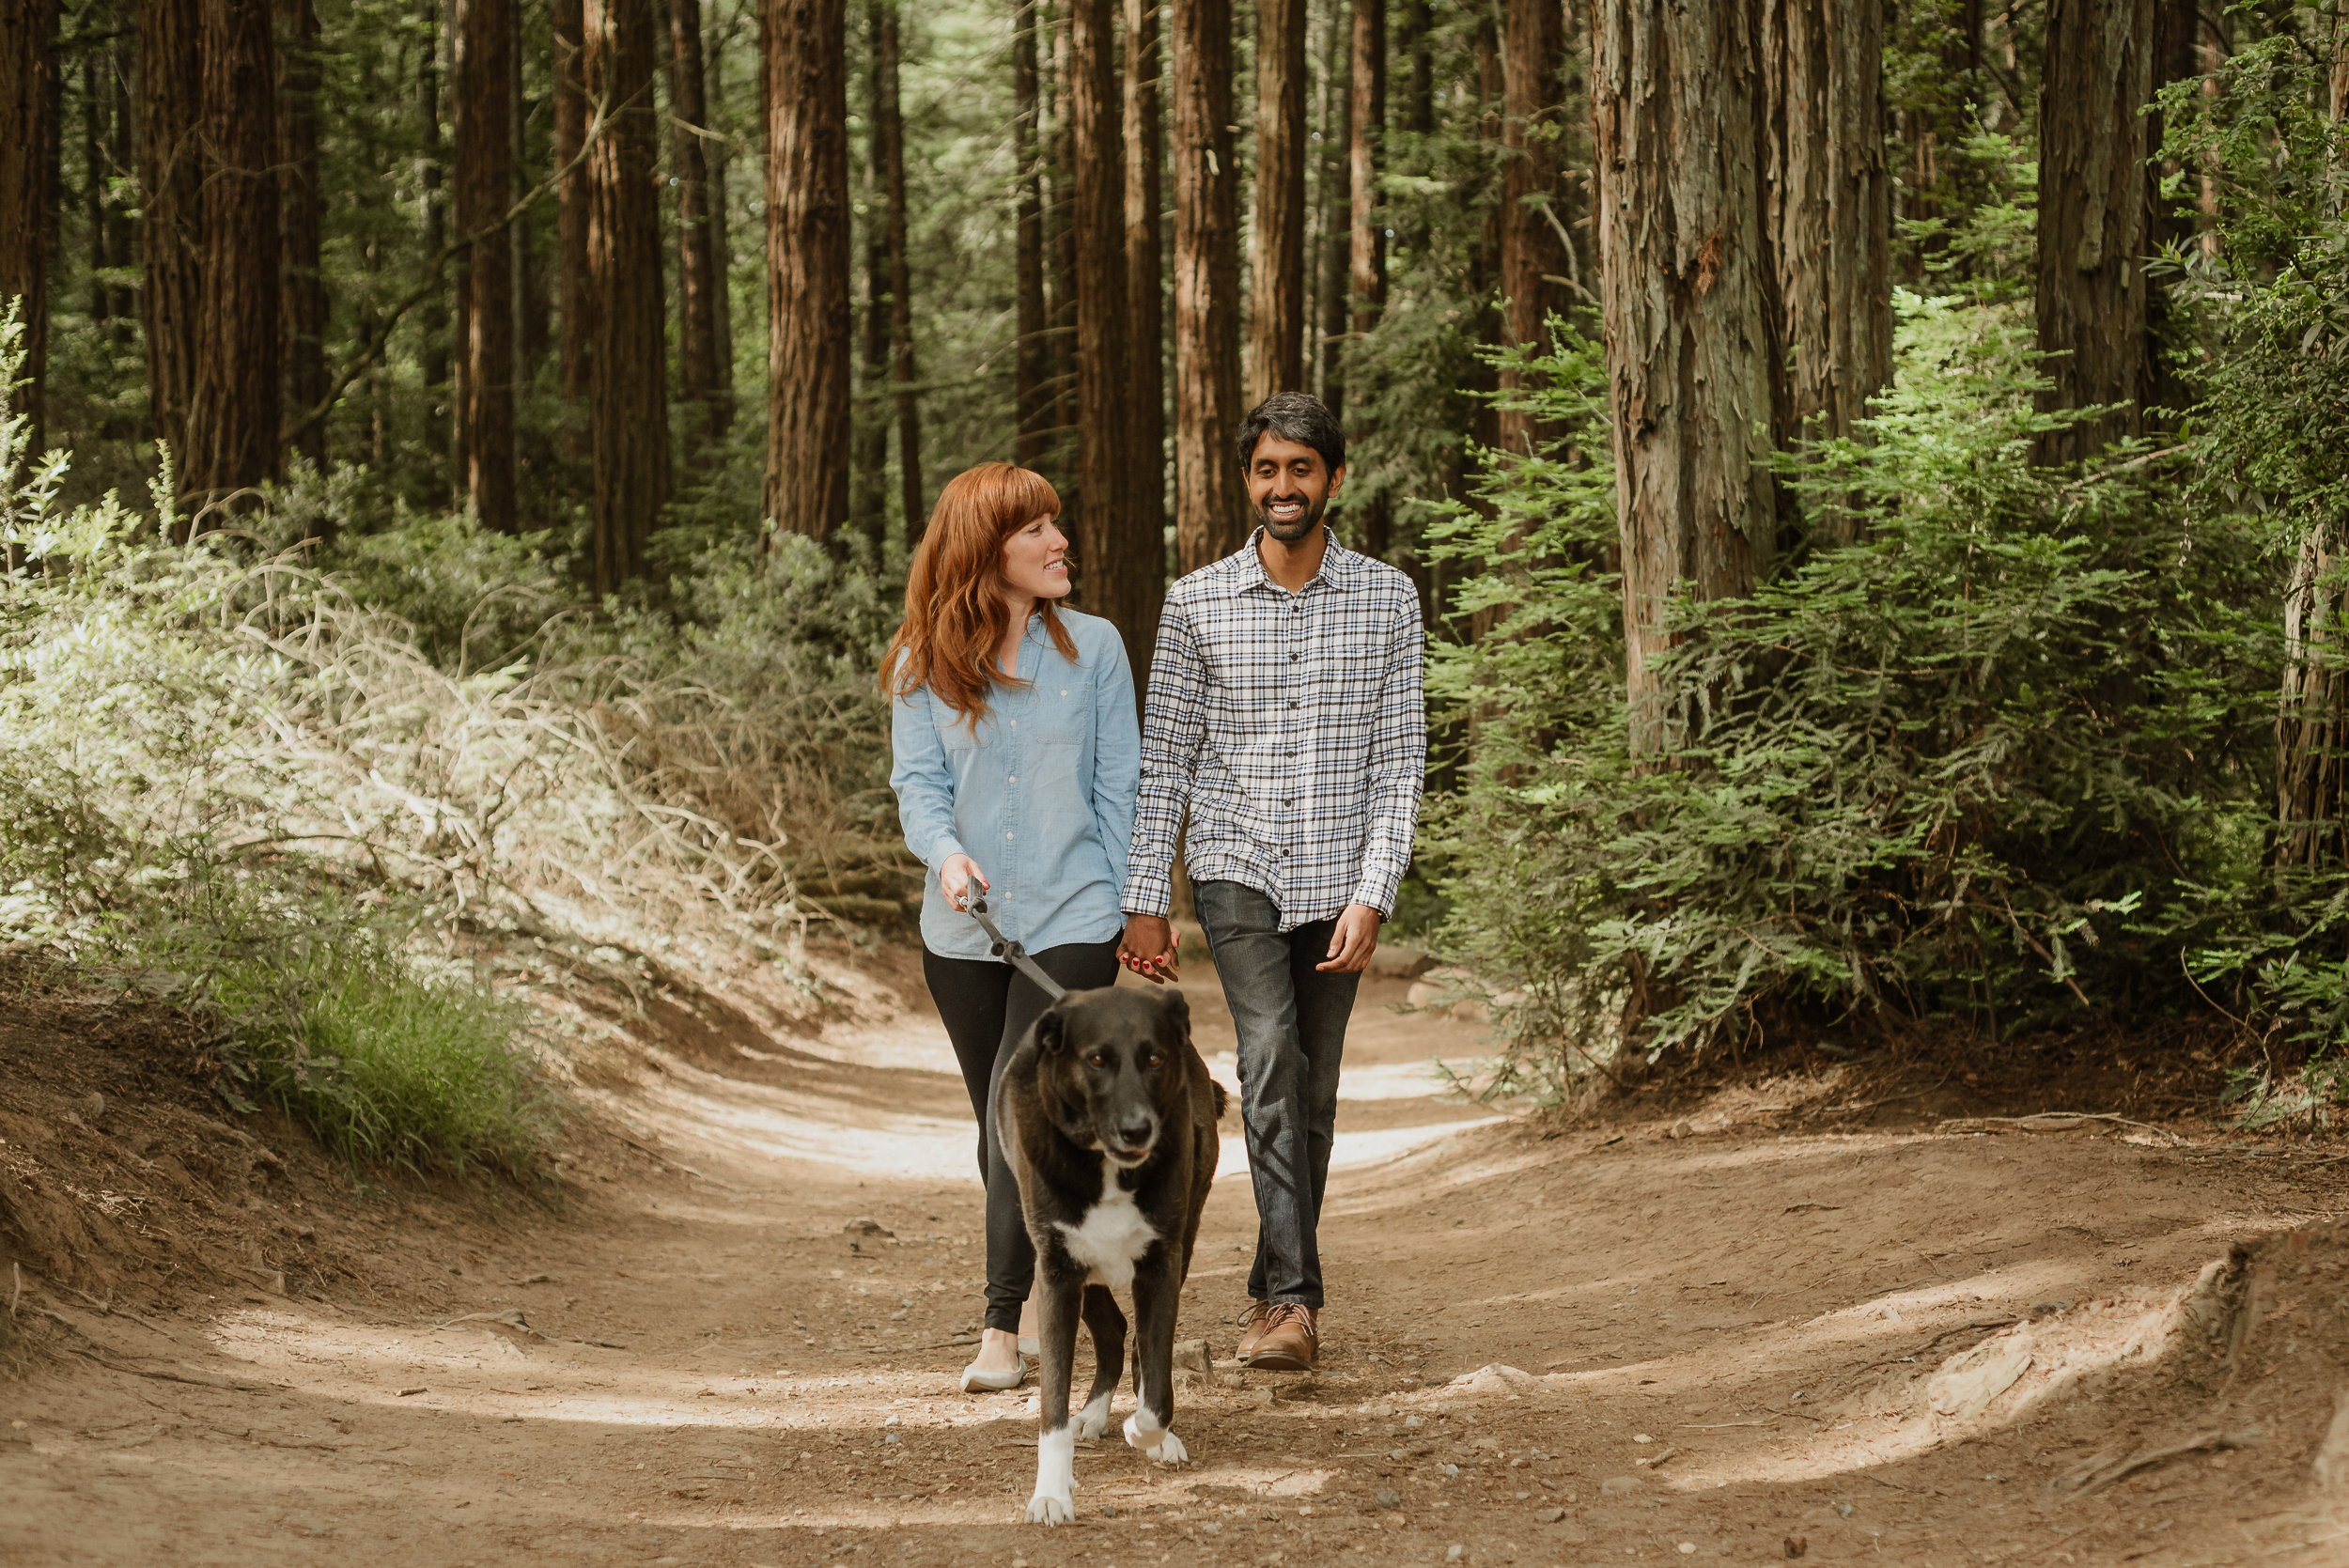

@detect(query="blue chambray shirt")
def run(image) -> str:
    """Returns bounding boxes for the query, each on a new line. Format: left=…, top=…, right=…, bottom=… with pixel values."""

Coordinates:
left=890, top=608, right=1140, bottom=961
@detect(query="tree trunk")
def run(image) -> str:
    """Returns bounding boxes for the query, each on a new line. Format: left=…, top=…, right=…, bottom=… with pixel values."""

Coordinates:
left=1315, top=0, right=1348, bottom=415
left=2033, top=0, right=2155, bottom=466
left=1171, top=0, right=1245, bottom=572
left=276, top=0, right=327, bottom=472
left=761, top=0, right=851, bottom=543
left=105, top=28, right=136, bottom=342
left=418, top=3, right=450, bottom=477
left=183, top=0, right=281, bottom=511
left=879, top=0, right=923, bottom=548
left=584, top=0, right=671, bottom=589
left=854, top=1, right=889, bottom=550
left=670, top=0, right=730, bottom=446
left=1247, top=0, right=1305, bottom=402
left=141, top=0, right=203, bottom=470
left=1013, top=0, right=1049, bottom=465
left=1594, top=0, right=1778, bottom=752
left=1047, top=8, right=1077, bottom=477
left=1763, top=0, right=1891, bottom=543
left=1069, top=0, right=1154, bottom=673
left=1, top=0, right=52, bottom=452
left=1496, top=0, right=1566, bottom=458
left=1346, top=0, right=1385, bottom=556
left=516, top=8, right=549, bottom=375
left=555, top=0, right=592, bottom=403
left=453, top=0, right=516, bottom=528
left=1124, top=0, right=1164, bottom=581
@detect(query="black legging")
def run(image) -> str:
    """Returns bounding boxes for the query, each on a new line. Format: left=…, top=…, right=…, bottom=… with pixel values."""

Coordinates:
left=923, top=939, right=1123, bottom=1333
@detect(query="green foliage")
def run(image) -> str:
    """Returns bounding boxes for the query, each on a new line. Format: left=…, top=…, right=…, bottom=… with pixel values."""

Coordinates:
left=1423, top=298, right=2275, bottom=1088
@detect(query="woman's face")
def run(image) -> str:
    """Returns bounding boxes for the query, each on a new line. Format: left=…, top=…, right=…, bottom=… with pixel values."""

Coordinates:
left=1000, top=513, right=1071, bottom=604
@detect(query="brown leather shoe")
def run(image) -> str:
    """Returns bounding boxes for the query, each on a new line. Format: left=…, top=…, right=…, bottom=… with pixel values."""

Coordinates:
left=1235, top=1299, right=1271, bottom=1362
left=1248, top=1303, right=1319, bottom=1371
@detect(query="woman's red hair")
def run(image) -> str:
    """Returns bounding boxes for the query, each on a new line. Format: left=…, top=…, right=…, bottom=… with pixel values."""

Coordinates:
left=882, top=463, right=1079, bottom=724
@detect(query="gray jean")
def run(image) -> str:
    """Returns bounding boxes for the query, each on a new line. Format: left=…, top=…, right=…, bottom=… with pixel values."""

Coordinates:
left=1194, top=879, right=1362, bottom=1309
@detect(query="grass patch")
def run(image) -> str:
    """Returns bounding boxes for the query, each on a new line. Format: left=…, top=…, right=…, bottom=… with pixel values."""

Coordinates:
left=216, top=941, right=553, bottom=1177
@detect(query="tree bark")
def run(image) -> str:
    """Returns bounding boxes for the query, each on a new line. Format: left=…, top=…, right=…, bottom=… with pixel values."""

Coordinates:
left=1315, top=0, right=1348, bottom=415
left=555, top=0, right=592, bottom=403
left=1124, top=0, right=1164, bottom=578
left=670, top=0, right=731, bottom=445
left=1763, top=0, right=1891, bottom=543
left=1247, top=0, right=1306, bottom=402
left=879, top=0, right=923, bottom=547
left=1594, top=0, right=1779, bottom=752
left=1171, top=0, right=1245, bottom=572
left=453, top=0, right=516, bottom=528
left=1069, top=0, right=1155, bottom=673
left=1, top=0, right=52, bottom=452
left=1047, top=8, right=1077, bottom=475
left=762, top=0, right=851, bottom=543
left=183, top=0, right=281, bottom=510
left=418, top=3, right=449, bottom=476
left=584, top=0, right=671, bottom=589
left=1346, top=0, right=1385, bottom=556
left=276, top=0, right=327, bottom=472
left=1013, top=0, right=1050, bottom=465
left=2032, top=0, right=2155, bottom=466
left=854, top=1, right=889, bottom=549
left=1496, top=0, right=1567, bottom=458
left=141, top=0, right=202, bottom=470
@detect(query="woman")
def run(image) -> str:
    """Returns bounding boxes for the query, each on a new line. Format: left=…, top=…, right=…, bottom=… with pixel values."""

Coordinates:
left=885, top=462, right=1141, bottom=1392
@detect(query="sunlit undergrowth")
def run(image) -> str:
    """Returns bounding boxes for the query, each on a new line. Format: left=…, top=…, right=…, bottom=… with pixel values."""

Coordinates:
left=0, top=317, right=893, bottom=1174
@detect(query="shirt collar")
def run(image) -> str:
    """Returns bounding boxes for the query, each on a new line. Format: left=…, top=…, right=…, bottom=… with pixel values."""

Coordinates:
left=1227, top=524, right=1362, bottom=597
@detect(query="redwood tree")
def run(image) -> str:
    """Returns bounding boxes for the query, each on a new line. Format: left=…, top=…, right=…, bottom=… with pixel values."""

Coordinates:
left=670, top=0, right=732, bottom=445
left=762, top=0, right=851, bottom=543
left=1594, top=0, right=1779, bottom=750
left=1, top=0, right=52, bottom=449
left=277, top=0, right=327, bottom=471
left=142, top=0, right=203, bottom=469
left=1346, top=0, right=1385, bottom=554
left=1172, top=0, right=1245, bottom=572
left=1069, top=0, right=1155, bottom=672
left=2033, top=0, right=2155, bottom=465
left=453, top=0, right=517, bottom=529
left=1124, top=0, right=1165, bottom=579
left=184, top=0, right=282, bottom=510
left=1247, top=0, right=1306, bottom=402
left=584, top=0, right=671, bottom=589
left=1012, top=0, right=1049, bottom=465
left=1497, top=0, right=1566, bottom=458
left=1764, top=0, right=1891, bottom=539
left=879, top=0, right=924, bottom=545
left=555, top=0, right=591, bottom=403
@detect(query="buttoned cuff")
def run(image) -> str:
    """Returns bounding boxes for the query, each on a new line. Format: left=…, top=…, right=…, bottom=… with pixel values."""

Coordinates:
left=928, top=832, right=970, bottom=870
left=1120, top=867, right=1174, bottom=920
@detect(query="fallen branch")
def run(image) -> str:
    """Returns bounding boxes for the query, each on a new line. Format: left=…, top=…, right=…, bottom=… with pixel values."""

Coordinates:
left=2067, top=1425, right=2264, bottom=1498
left=1937, top=1112, right=2185, bottom=1145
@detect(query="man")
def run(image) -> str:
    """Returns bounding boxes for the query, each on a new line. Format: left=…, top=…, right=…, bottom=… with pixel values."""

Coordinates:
left=1118, top=391, right=1426, bottom=1372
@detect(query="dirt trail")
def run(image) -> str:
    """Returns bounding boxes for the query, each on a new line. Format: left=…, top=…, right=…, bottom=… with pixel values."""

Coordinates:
left=6, top=942, right=2349, bottom=1567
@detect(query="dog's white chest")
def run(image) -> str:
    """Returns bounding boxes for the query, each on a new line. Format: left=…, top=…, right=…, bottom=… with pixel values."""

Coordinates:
left=1053, top=1169, right=1158, bottom=1291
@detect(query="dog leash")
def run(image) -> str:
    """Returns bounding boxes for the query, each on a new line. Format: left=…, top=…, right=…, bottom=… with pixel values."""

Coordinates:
left=964, top=895, right=1068, bottom=1001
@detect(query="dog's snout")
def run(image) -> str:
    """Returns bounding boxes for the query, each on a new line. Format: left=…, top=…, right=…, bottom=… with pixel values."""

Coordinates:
left=1117, top=1120, right=1154, bottom=1147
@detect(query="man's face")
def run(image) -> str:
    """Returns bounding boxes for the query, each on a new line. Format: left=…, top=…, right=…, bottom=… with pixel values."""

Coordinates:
left=1246, top=433, right=1345, bottom=544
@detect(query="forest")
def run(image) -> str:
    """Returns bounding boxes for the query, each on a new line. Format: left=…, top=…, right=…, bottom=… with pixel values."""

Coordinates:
left=6, top=0, right=2349, bottom=1146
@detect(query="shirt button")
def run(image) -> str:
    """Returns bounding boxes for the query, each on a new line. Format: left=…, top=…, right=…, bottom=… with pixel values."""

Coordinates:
left=1005, top=831, right=1016, bottom=841
left=1288, top=651, right=1299, bottom=660
left=1061, top=690, right=1068, bottom=697
left=1009, top=719, right=1018, bottom=728
left=1008, top=775, right=1018, bottom=784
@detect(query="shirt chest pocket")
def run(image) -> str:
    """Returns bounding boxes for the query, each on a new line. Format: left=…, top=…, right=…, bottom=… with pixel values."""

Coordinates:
left=1313, top=621, right=1387, bottom=698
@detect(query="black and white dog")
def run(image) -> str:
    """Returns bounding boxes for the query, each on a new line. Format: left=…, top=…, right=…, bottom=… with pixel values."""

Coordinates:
left=994, top=986, right=1224, bottom=1526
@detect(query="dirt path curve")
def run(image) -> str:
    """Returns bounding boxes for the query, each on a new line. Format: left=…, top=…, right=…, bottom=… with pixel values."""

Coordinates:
left=6, top=944, right=2349, bottom=1567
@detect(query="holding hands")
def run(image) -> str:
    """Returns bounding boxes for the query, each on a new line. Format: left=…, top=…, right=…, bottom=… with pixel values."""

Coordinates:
left=1118, top=915, right=1181, bottom=985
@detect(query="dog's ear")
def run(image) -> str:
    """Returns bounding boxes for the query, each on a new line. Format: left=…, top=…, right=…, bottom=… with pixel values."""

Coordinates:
left=1158, top=987, right=1191, bottom=1042
left=1033, top=999, right=1071, bottom=1055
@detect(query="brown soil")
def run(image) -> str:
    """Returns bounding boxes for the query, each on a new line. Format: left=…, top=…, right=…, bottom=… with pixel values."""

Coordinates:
left=5, top=941, right=2349, bottom=1567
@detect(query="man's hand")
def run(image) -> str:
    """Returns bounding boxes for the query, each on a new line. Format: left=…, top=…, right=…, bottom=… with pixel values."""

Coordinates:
left=1315, top=903, right=1382, bottom=972
left=1119, top=914, right=1181, bottom=985
left=939, top=853, right=988, bottom=910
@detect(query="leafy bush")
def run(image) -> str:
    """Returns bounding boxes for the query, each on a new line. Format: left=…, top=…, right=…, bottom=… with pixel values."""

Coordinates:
left=1423, top=296, right=2275, bottom=1091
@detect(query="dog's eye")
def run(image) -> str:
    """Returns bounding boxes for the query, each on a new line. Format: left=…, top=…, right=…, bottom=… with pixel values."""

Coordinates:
left=1087, top=1053, right=1109, bottom=1069
left=1144, top=1052, right=1163, bottom=1068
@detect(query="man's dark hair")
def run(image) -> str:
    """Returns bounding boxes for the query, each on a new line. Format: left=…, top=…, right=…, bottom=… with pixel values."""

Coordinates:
left=1237, top=392, right=1346, bottom=476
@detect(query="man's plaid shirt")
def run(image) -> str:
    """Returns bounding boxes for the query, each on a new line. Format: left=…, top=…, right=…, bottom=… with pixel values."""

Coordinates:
left=1122, top=525, right=1426, bottom=930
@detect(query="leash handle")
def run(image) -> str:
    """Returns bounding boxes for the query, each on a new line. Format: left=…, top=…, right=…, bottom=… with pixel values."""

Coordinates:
left=965, top=895, right=1068, bottom=1001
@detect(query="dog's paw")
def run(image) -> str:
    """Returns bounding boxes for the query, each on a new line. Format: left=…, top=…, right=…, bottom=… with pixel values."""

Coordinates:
left=1124, top=1413, right=1187, bottom=1465
left=1146, top=1431, right=1190, bottom=1466
left=1024, top=1490, right=1075, bottom=1526
left=1074, top=1393, right=1112, bottom=1441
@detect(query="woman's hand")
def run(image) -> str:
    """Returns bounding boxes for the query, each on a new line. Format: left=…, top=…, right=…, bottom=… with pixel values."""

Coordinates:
left=939, top=853, right=989, bottom=910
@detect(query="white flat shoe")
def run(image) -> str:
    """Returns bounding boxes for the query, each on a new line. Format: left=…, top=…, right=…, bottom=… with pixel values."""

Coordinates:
left=1018, top=1335, right=1038, bottom=1357
left=960, top=1357, right=1028, bottom=1393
